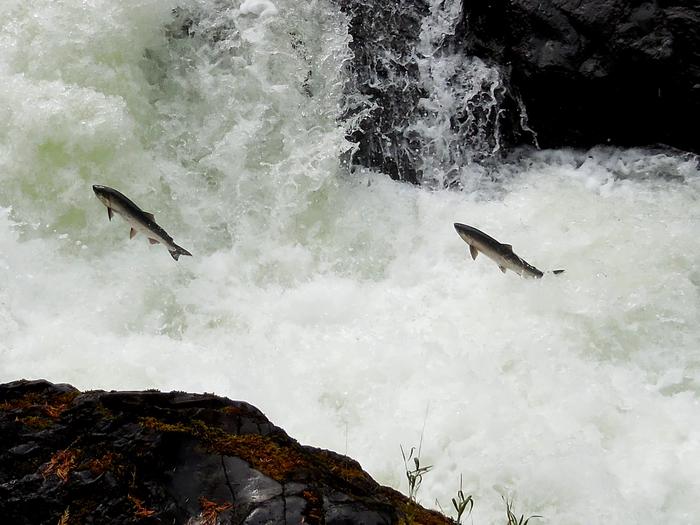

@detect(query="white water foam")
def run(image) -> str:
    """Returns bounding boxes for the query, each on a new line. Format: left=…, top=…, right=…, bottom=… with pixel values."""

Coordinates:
left=1, top=1, right=700, bottom=523
left=411, top=0, right=509, bottom=188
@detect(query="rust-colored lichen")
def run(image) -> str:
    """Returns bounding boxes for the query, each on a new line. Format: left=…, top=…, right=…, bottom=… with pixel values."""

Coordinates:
left=0, top=392, right=43, bottom=412
left=302, top=489, right=319, bottom=503
left=0, top=390, right=78, bottom=419
left=43, top=391, right=78, bottom=417
left=221, top=405, right=251, bottom=416
left=17, top=415, right=53, bottom=429
left=140, top=417, right=188, bottom=434
left=84, top=451, right=119, bottom=476
left=139, top=417, right=308, bottom=481
left=65, top=498, right=101, bottom=523
left=379, top=488, right=453, bottom=525
left=212, top=433, right=308, bottom=479
left=41, top=449, right=80, bottom=483
left=129, top=495, right=156, bottom=518
left=198, top=497, right=233, bottom=525
left=312, top=450, right=373, bottom=486
left=302, top=489, right=323, bottom=525
left=57, top=507, right=70, bottom=525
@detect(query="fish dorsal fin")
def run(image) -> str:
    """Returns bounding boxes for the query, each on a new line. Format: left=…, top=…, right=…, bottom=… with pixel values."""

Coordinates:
left=499, top=265, right=507, bottom=274
left=130, top=228, right=137, bottom=239
left=107, top=208, right=113, bottom=221
left=148, top=238, right=159, bottom=245
left=502, top=243, right=513, bottom=252
left=469, top=245, right=479, bottom=260
left=144, top=212, right=155, bottom=222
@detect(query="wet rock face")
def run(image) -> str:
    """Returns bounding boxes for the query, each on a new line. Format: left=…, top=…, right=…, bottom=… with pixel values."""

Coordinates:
left=463, top=0, right=700, bottom=153
left=0, top=380, right=450, bottom=525
left=338, top=0, right=430, bottom=183
left=338, top=0, right=698, bottom=183
left=337, top=0, right=527, bottom=186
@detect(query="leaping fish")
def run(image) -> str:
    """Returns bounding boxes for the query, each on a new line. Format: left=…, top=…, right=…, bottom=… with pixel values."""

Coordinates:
left=93, top=185, right=192, bottom=261
left=454, top=222, right=563, bottom=278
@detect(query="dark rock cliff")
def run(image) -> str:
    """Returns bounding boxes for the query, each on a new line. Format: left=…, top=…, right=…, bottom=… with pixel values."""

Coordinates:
left=464, top=0, right=699, bottom=153
left=339, top=0, right=430, bottom=183
left=0, top=380, right=449, bottom=525
left=338, top=0, right=699, bottom=183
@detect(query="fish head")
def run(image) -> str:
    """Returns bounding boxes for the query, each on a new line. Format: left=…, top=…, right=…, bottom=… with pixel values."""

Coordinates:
left=453, top=223, right=474, bottom=244
left=92, top=185, right=112, bottom=207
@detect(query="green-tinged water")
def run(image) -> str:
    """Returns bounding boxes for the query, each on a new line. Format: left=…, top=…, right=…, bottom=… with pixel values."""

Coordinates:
left=1, top=1, right=699, bottom=523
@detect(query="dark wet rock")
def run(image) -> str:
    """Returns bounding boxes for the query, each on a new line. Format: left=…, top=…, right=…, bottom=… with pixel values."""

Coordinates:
left=338, top=0, right=430, bottom=183
left=0, top=379, right=450, bottom=525
left=337, top=0, right=532, bottom=186
left=464, top=0, right=700, bottom=153
left=337, top=0, right=698, bottom=183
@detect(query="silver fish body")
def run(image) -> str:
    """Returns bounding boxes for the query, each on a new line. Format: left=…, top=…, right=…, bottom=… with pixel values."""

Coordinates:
left=453, top=223, right=562, bottom=278
left=93, top=185, right=192, bottom=261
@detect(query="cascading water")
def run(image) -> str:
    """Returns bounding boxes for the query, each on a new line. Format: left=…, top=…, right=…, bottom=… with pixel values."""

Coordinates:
left=411, top=0, right=507, bottom=188
left=341, top=0, right=535, bottom=188
left=1, top=1, right=699, bottom=523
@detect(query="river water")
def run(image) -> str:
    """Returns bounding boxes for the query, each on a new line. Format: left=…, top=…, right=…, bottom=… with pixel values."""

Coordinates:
left=1, top=0, right=699, bottom=523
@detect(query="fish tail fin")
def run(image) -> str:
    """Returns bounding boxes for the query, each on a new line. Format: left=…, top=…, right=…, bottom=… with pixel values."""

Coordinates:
left=169, top=244, right=192, bottom=261
left=551, top=269, right=565, bottom=275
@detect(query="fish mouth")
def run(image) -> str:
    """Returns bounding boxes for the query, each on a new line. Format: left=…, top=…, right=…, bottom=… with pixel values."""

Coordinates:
left=92, top=185, right=110, bottom=206
left=454, top=223, right=479, bottom=246
left=453, top=223, right=471, bottom=236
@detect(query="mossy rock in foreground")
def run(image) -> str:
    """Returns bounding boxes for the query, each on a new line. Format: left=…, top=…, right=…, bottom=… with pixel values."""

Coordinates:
left=0, top=379, right=451, bottom=525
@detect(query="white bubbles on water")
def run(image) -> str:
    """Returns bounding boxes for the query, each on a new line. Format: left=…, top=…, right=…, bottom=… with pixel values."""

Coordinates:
left=1, top=1, right=700, bottom=524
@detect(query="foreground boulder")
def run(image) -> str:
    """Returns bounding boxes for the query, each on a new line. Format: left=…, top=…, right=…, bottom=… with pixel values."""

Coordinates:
left=0, top=380, right=449, bottom=525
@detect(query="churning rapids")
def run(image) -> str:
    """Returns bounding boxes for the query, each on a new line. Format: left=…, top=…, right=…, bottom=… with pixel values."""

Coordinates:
left=1, top=0, right=699, bottom=523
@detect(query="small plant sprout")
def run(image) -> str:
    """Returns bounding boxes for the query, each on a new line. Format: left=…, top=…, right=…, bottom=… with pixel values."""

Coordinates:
left=57, top=508, right=70, bottom=525
left=503, top=496, right=542, bottom=525
left=400, top=444, right=432, bottom=502
left=451, top=474, right=473, bottom=524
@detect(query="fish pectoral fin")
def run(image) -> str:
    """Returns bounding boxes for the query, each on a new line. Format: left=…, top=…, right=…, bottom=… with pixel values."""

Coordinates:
left=552, top=269, right=565, bottom=275
left=499, top=265, right=507, bottom=274
left=130, top=228, right=137, bottom=239
left=144, top=212, right=155, bottom=222
left=469, top=245, right=479, bottom=260
left=148, top=238, right=160, bottom=245
left=107, top=208, right=113, bottom=221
